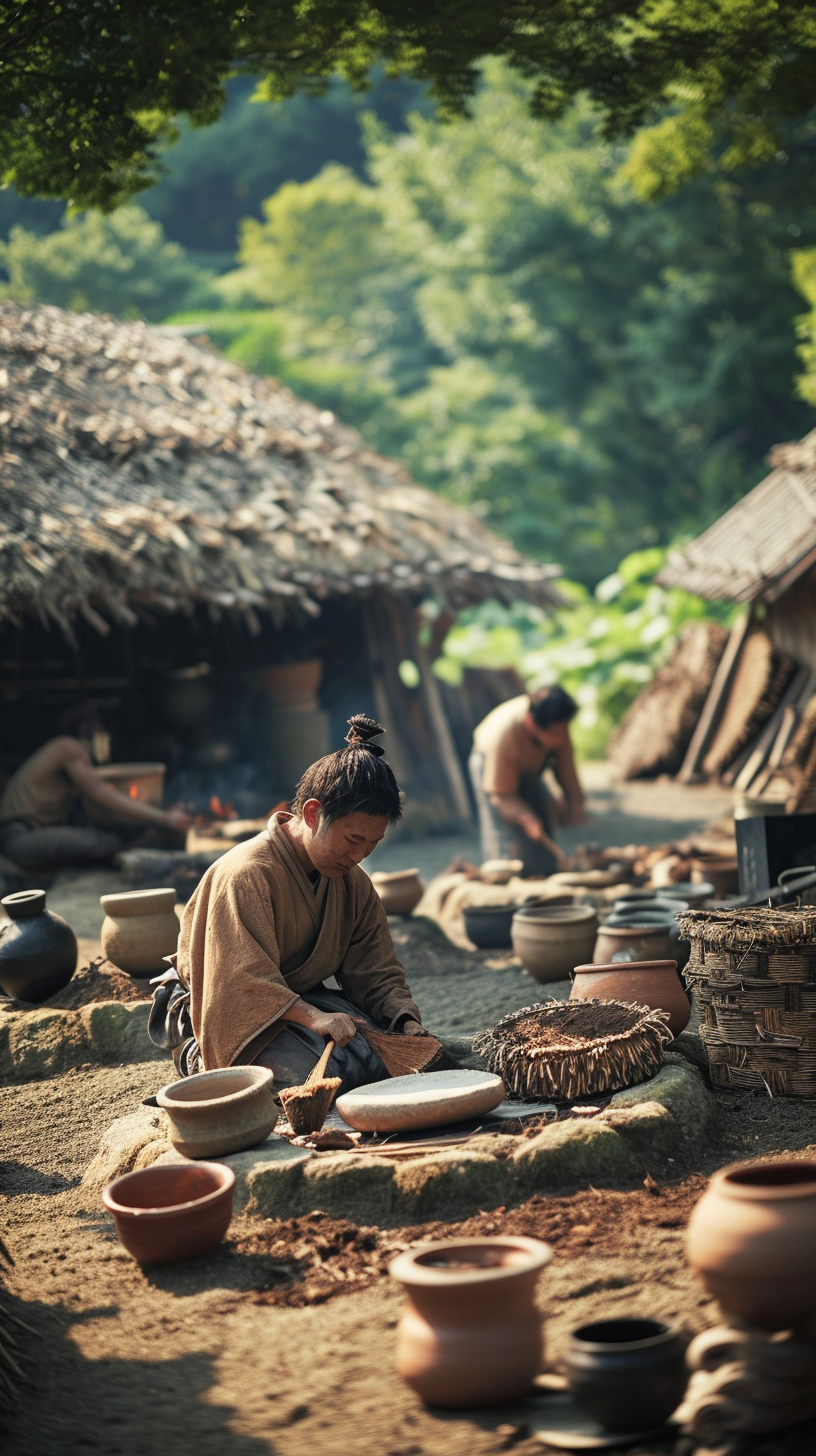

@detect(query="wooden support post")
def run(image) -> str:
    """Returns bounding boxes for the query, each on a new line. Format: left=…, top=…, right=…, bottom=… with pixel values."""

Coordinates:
left=733, top=666, right=813, bottom=792
left=677, top=610, right=752, bottom=782
left=414, top=641, right=473, bottom=822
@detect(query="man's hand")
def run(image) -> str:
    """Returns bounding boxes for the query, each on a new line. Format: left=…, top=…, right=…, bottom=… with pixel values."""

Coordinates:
left=310, top=1010, right=357, bottom=1046
left=400, top=1018, right=428, bottom=1037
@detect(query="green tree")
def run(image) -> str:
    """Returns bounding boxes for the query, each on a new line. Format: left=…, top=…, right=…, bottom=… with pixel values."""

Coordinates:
left=215, top=67, right=816, bottom=580
left=3, top=1, right=816, bottom=208
left=0, top=206, right=216, bottom=320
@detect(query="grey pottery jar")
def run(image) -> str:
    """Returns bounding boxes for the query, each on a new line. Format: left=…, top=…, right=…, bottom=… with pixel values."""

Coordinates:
left=0, top=889, right=78, bottom=1003
left=566, top=1317, right=687, bottom=1432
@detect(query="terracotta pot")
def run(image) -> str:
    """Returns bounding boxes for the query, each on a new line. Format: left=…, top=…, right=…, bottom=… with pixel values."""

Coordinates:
left=566, top=1318, right=687, bottom=1431
left=255, top=659, right=323, bottom=710
left=157, top=1066, right=278, bottom=1157
left=370, top=869, right=425, bottom=917
left=103, top=1162, right=235, bottom=1265
left=390, top=1236, right=552, bottom=1407
left=100, top=886, right=179, bottom=977
left=593, top=921, right=677, bottom=966
left=690, top=856, right=739, bottom=898
left=570, top=960, right=690, bottom=1037
left=0, top=889, right=77, bottom=1003
left=462, top=902, right=517, bottom=949
left=687, top=1159, right=816, bottom=1329
left=511, top=904, right=599, bottom=982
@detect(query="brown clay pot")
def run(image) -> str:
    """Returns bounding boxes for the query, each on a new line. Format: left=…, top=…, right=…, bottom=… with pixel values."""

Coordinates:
left=255, top=659, right=323, bottom=710
left=156, top=1065, right=278, bottom=1157
left=690, top=855, right=739, bottom=898
left=102, top=1162, right=235, bottom=1265
left=570, top=960, right=690, bottom=1037
left=100, top=886, right=179, bottom=977
left=370, top=868, right=425, bottom=917
left=389, top=1236, right=553, bottom=1408
left=687, top=1159, right=816, bottom=1330
left=592, top=921, right=676, bottom=966
left=511, top=904, right=599, bottom=982
left=566, top=1317, right=687, bottom=1432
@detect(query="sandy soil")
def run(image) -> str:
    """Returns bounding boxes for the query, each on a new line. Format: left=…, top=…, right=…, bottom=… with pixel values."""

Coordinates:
left=6, top=771, right=813, bottom=1456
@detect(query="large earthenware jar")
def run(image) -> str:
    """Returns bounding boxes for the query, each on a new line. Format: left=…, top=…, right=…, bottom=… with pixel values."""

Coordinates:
left=570, top=960, right=690, bottom=1037
left=100, top=886, right=179, bottom=977
left=255, top=659, right=323, bottom=711
left=390, top=1236, right=553, bottom=1408
left=0, top=889, right=78, bottom=1003
left=511, top=904, right=599, bottom=982
left=370, top=868, right=425, bottom=917
left=566, top=1317, right=687, bottom=1431
left=156, top=1066, right=278, bottom=1158
left=686, top=1159, right=816, bottom=1330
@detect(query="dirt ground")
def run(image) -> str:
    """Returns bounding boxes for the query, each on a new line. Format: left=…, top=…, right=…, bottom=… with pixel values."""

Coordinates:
left=6, top=770, right=816, bottom=1456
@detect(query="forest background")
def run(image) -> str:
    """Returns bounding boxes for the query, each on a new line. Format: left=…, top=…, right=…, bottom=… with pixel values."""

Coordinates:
left=4, top=61, right=816, bottom=753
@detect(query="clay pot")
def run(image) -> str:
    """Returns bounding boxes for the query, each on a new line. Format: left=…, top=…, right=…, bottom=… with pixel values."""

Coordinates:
left=686, top=1159, right=816, bottom=1329
left=255, top=659, right=323, bottom=710
left=566, top=1318, right=687, bottom=1431
left=390, top=1236, right=552, bottom=1408
left=480, top=858, right=523, bottom=885
left=156, top=1066, right=278, bottom=1157
left=592, top=921, right=677, bottom=966
left=462, top=902, right=516, bottom=949
left=511, top=904, right=599, bottom=982
left=656, top=881, right=715, bottom=906
left=690, top=855, right=739, bottom=898
left=100, top=886, right=179, bottom=977
left=0, top=889, right=78, bottom=1003
left=103, top=1162, right=235, bottom=1265
left=612, top=896, right=688, bottom=918
left=370, top=868, right=425, bottom=918
left=161, top=665, right=213, bottom=729
left=570, top=960, right=690, bottom=1037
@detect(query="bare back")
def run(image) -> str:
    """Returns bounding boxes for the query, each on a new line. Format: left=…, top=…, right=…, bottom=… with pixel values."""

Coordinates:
left=0, top=737, right=87, bottom=826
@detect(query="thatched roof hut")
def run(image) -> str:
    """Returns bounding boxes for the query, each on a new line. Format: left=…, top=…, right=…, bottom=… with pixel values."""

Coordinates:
left=0, top=302, right=562, bottom=819
left=0, top=302, right=561, bottom=637
left=654, top=431, right=816, bottom=804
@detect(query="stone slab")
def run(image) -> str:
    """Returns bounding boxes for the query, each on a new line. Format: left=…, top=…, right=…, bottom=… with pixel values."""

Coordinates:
left=0, top=1001, right=164, bottom=1083
left=83, top=1054, right=718, bottom=1223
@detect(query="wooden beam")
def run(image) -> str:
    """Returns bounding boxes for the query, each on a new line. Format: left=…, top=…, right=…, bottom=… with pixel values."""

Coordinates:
left=677, top=610, right=752, bottom=782
left=414, top=641, right=473, bottom=822
left=733, top=666, right=812, bottom=792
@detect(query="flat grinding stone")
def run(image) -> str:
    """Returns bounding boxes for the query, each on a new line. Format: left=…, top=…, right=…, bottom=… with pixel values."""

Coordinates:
left=335, top=1069, right=505, bottom=1133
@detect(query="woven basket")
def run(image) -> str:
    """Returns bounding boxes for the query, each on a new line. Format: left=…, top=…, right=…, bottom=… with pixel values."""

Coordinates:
left=473, top=999, right=671, bottom=1102
left=678, top=907, right=816, bottom=1097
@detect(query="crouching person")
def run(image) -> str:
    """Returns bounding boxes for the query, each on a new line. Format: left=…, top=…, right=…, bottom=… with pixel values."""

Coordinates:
left=154, top=716, right=426, bottom=1092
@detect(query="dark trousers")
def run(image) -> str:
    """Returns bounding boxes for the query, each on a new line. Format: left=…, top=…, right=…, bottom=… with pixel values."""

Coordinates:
left=468, top=750, right=558, bottom=878
left=252, top=987, right=389, bottom=1093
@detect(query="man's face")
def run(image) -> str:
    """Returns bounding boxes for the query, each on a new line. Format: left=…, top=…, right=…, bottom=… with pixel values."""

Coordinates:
left=304, top=806, right=390, bottom=878
left=524, top=714, right=571, bottom=753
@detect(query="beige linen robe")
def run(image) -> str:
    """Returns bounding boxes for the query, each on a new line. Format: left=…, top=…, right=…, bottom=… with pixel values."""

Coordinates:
left=176, top=813, right=421, bottom=1069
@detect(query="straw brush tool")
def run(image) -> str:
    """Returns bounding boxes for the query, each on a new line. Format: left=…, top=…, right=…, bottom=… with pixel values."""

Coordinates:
left=278, top=1040, right=341, bottom=1135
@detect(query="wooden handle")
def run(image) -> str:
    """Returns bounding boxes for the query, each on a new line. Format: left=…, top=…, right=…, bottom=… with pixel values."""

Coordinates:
left=305, top=1039, right=336, bottom=1086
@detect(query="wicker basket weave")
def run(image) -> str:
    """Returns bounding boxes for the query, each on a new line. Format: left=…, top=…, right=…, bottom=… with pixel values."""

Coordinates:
left=473, top=999, right=671, bottom=1102
left=678, top=907, right=816, bottom=1097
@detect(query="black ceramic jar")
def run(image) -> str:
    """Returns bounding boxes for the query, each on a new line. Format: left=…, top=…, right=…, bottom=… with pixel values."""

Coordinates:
left=565, top=1317, right=687, bottom=1432
left=462, top=903, right=517, bottom=949
left=0, top=889, right=78, bottom=1003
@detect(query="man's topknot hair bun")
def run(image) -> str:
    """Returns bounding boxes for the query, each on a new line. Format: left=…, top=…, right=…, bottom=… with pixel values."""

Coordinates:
left=344, top=715, right=386, bottom=758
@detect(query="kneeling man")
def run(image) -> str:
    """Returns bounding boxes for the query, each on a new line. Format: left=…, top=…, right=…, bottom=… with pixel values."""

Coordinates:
left=170, top=716, right=425, bottom=1090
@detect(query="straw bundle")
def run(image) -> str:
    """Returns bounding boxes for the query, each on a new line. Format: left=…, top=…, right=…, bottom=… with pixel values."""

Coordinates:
left=473, top=999, right=671, bottom=1102
left=680, top=907, right=816, bottom=1096
left=355, top=1025, right=459, bottom=1076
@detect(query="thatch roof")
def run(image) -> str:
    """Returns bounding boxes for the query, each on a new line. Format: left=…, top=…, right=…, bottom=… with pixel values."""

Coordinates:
left=0, top=302, right=562, bottom=639
left=658, top=430, right=816, bottom=603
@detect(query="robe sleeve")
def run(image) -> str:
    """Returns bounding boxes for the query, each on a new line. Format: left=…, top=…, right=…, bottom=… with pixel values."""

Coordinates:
left=335, top=878, right=422, bottom=1030
left=178, top=857, right=299, bottom=1068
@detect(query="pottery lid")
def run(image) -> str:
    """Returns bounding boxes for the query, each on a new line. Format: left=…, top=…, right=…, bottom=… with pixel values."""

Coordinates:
left=1, top=888, right=46, bottom=918
left=569, top=1317, right=679, bottom=1351
left=100, top=886, right=177, bottom=917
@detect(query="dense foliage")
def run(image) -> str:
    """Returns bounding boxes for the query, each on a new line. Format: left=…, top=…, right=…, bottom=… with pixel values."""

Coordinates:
left=173, top=68, right=816, bottom=580
left=433, top=549, right=736, bottom=758
left=3, top=1, right=816, bottom=207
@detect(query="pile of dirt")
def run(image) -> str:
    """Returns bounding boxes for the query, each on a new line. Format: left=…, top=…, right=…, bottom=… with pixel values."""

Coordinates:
left=35, top=958, right=151, bottom=1009
left=235, top=1177, right=707, bottom=1311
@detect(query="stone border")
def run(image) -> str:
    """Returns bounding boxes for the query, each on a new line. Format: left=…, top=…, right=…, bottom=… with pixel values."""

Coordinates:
left=82, top=1045, right=717, bottom=1224
left=0, top=1001, right=164, bottom=1082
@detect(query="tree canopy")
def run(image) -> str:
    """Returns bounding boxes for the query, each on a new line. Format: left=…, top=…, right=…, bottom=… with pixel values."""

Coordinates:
left=3, top=1, right=816, bottom=207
